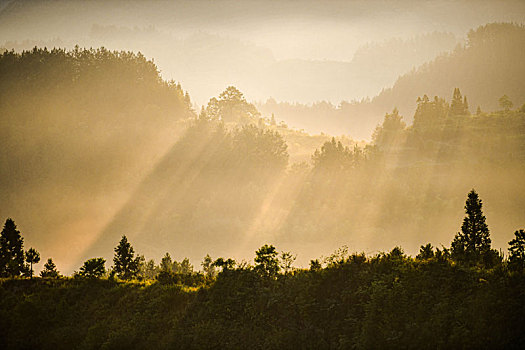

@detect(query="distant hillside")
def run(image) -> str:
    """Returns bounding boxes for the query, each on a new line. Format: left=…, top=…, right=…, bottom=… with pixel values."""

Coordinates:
left=373, top=22, right=525, bottom=120
left=251, top=32, right=457, bottom=103
left=2, top=27, right=457, bottom=106
left=259, top=23, right=525, bottom=139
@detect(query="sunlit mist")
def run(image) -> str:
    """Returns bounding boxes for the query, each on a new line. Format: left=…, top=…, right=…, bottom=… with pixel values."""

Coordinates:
left=0, top=2, right=524, bottom=276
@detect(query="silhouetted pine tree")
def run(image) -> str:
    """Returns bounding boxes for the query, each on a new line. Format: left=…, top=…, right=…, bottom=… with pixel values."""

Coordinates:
left=463, top=96, right=470, bottom=114
left=451, top=190, right=492, bottom=265
left=201, top=254, right=216, bottom=278
left=0, top=218, right=26, bottom=277
left=113, top=235, right=140, bottom=280
left=160, top=253, right=173, bottom=272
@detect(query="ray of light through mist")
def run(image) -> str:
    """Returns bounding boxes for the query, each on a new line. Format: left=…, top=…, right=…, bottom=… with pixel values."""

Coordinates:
left=0, top=0, right=524, bottom=275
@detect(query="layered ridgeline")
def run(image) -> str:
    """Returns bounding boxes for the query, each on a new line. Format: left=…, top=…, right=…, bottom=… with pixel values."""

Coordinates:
left=258, top=23, right=525, bottom=138
left=2, top=26, right=525, bottom=274
left=373, top=22, right=525, bottom=119
left=0, top=47, right=194, bottom=271
left=0, top=1, right=459, bottom=106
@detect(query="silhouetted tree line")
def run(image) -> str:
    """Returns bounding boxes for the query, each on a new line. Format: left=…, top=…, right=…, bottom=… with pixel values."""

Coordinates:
left=0, top=46, right=191, bottom=109
left=6, top=189, right=523, bottom=280
left=372, top=87, right=525, bottom=157
left=1, top=190, right=525, bottom=348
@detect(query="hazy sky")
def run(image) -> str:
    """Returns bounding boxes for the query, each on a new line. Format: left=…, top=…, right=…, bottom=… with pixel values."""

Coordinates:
left=2, top=0, right=525, bottom=60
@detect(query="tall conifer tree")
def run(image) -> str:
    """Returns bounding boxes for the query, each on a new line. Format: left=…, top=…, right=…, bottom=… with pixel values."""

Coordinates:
left=0, top=218, right=26, bottom=277
left=113, top=235, right=140, bottom=280
left=451, top=190, right=492, bottom=265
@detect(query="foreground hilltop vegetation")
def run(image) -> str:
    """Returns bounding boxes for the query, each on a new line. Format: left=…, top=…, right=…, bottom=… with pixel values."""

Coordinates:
left=1, top=189, right=525, bottom=348
left=2, top=259, right=523, bottom=349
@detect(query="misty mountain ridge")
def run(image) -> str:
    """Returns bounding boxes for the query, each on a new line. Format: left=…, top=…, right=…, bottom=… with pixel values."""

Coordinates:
left=259, top=23, right=525, bottom=139
left=1, top=25, right=458, bottom=108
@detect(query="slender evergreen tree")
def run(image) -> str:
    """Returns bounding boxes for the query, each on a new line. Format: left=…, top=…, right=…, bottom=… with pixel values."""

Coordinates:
left=499, top=95, right=513, bottom=111
left=160, top=252, right=173, bottom=272
left=0, top=218, right=26, bottom=277
left=450, top=88, right=469, bottom=115
left=201, top=254, right=216, bottom=278
left=476, top=106, right=482, bottom=115
left=143, top=259, right=158, bottom=279
left=451, top=190, right=492, bottom=265
left=463, top=96, right=469, bottom=114
left=180, top=258, right=193, bottom=275
left=113, top=235, right=140, bottom=280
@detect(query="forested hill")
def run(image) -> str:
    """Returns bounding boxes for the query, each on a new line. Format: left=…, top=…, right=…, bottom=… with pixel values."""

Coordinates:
left=373, top=22, right=525, bottom=120
left=258, top=23, right=525, bottom=139
left=0, top=1, right=460, bottom=106
left=0, top=47, right=194, bottom=270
